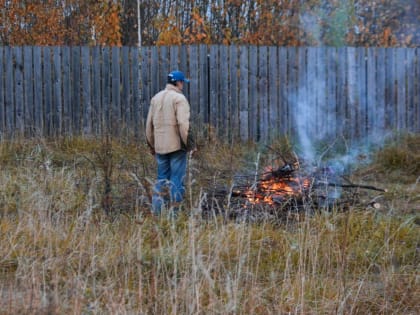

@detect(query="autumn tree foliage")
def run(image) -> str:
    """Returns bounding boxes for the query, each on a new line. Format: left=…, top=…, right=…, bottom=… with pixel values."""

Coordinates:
left=0, top=0, right=419, bottom=47
left=0, top=0, right=122, bottom=46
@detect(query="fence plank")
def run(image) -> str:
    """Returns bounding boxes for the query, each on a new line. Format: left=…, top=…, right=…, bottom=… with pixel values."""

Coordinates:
left=24, top=47, right=33, bottom=136
left=249, top=46, right=258, bottom=140
left=81, top=47, right=91, bottom=135
left=5, top=47, right=14, bottom=135
left=337, top=48, right=347, bottom=137
left=91, top=47, right=101, bottom=135
left=259, top=46, right=268, bottom=141
left=347, top=47, right=357, bottom=141
left=268, top=47, right=278, bottom=139
left=62, top=47, right=71, bottom=135
left=170, top=46, right=179, bottom=70
left=43, top=48, right=53, bottom=136
left=159, top=46, right=169, bottom=87
left=52, top=47, right=62, bottom=136
left=385, top=48, right=395, bottom=129
left=327, top=48, right=337, bottom=138
left=71, top=47, right=81, bottom=134
left=209, top=45, right=219, bottom=135
left=376, top=48, right=386, bottom=132
left=278, top=47, right=287, bottom=134
left=396, top=48, right=406, bottom=130
left=121, top=46, right=131, bottom=133
left=102, top=47, right=111, bottom=132
left=239, top=46, right=249, bottom=141
left=199, top=45, right=208, bottom=124
left=33, top=47, right=43, bottom=134
left=406, top=49, right=415, bottom=132
left=357, top=48, right=367, bottom=139
left=367, top=48, right=376, bottom=136
left=150, top=46, right=159, bottom=97
left=14, top=47, right=24, bottom=135
left=307, top=47, right=317, bottom=138
left=0, top=47, right=4, bottom=134
left=219, top=45, right=229, bottom=138
left=131, top=47, right=141, bottom=138
left=189, top=45, right=200, bottom=132
left=111, top=47, right=121, bottom=133
left=417, top=48, right=420, bottom=132
left=229, top=45, right=239, bottom=141
left=140, top=47, right=150, bottom=122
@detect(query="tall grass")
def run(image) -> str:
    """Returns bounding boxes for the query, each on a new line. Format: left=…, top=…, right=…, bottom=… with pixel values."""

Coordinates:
left=0, top=137, right=418, bottom=314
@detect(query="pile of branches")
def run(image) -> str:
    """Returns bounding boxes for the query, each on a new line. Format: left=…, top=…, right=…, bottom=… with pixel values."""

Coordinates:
left=200, top=156, right=386, bottom=223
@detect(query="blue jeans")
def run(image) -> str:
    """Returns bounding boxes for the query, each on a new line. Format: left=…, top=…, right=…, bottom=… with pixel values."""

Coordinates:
left=151, top=150, right=187, bottom=215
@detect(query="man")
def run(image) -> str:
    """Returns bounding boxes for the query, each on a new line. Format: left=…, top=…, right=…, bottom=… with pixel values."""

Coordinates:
left=146, top=70, right=194, bottom=216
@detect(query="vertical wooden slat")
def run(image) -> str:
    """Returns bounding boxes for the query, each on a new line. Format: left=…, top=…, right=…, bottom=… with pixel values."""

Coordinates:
left=159, top=46, right=169, bottom=86
left=229, top=45, right=239, bottom=141
left=111, top=47, right=121, bottom=133
left=278, top=47, right=287, bottom=134
left=357, top=48, right=367, bottom=139
left=367, top=48, right=377, bottom=138
left=150, top=46, right=159, bottom=95
left=81, top=47, right=91, bottom=135
left=5, top=47, right=14, bottom=136
left=14, top=47, right=24, bottom=136
left=249, top=46, right=258, bottom=140
left=91, top=47, right=101, bottom=135
left=170, top=45, right=179, bottom=70
left=297, top=46, right=307, bottom=143
left=287, top=47, right=297, bottom=136
left=327, top=47, right=337, bottom=139
left=43, top=47, right=53, bottom=136
left=71, top=47, right=81, bottom=134
left=268, top=47, right=278, bottom=139
left=258, top=46, right=268, bottom=141
left=416, top=48, right=420, bottom=132
left=121, top=46, right=131, bottom=134
left=336, top=47, right=347, bottom=137
left=209, top=45, right=219, bottom=135
left=219, top=45, right=229, bottom=138
left=53, top=47, right=62, bottom=136
left=180, top=45, right=189, bottom=100
left=101, top=47, right=111, bottom=132
left=307, top=47, right=317, bottom=139
left=189, top=45, right=200, bottom=132
left=0, top=47, right=4, bottom=134
left=198, top=45, right=208, bottom=124
left=140, top=47, right=151, bottom=121
left=347, top=47, right=357, bottom=142
left=406, top=48, right=415, bottom=132
left=376, top=48, right=386, bottom=132
left=396, top=48, right=406, bottom=131
left=62, top=47, right=71, bottom=135
left=239, top=46, right=249, bottom=141
left=23, top=47, right=33, bottom=136
left=33, top=47, right=43, bottom=134
left=131, top=47, right=141, bottom=138
left=385, top=48, right=395, bottom=130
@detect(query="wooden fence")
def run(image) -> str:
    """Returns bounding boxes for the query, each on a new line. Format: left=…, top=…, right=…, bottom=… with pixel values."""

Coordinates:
left=0, top=45, right=419, bottom=142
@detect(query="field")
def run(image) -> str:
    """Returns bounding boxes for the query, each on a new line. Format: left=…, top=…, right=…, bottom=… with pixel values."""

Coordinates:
left=0, top=134, right=419, bottom=314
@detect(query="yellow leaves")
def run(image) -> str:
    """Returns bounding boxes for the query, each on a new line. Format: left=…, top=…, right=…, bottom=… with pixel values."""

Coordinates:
left=0, top=0, right=122, bottom=46
left=156, top=16, right=182, bottom=46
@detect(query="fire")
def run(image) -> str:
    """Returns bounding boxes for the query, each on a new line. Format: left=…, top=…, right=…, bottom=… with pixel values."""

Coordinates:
left=244, top=166, right=311, bottom=205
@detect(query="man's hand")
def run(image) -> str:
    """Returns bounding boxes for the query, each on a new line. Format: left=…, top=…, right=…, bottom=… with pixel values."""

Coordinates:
left=149, top=147, right=155, bottom=155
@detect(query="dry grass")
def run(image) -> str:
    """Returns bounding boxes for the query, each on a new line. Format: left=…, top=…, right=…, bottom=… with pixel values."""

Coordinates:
left=0, top=135, right=419, bottom=314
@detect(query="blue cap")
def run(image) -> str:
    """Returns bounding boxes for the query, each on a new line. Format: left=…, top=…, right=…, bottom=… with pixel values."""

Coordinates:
left=168, top=70, right=190, bottom=83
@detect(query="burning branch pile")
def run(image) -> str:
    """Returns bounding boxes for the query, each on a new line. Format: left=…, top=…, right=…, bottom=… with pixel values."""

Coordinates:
left=202, top=154, right=386, bottom=222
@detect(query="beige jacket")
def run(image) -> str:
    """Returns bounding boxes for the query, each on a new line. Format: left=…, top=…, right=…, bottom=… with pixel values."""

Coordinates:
left=146, top=84, right=190, bottom=154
